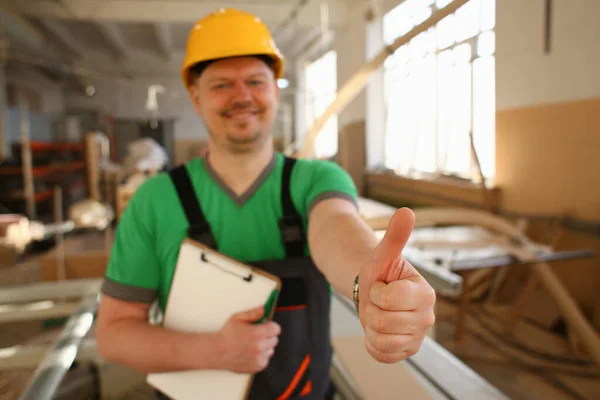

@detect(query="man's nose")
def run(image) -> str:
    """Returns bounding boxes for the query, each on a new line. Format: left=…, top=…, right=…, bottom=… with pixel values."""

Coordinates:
left=232, top=81, right=252, bottom=101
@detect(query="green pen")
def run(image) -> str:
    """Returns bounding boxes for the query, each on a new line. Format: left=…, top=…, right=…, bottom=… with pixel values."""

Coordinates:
left=255, top=289, right=279, bottom=324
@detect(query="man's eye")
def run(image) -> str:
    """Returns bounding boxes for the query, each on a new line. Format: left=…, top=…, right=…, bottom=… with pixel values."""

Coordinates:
left=214, top=83, right=228, bottom=89
left=249, top=80, right=263, bottom=86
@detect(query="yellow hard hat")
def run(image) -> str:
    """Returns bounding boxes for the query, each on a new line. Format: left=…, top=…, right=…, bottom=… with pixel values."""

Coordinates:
left=181, top=8, right=284, bottom=88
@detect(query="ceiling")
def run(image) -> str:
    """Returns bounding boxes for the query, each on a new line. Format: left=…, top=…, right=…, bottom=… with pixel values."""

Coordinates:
left=0, top=0, right=358, bottom=89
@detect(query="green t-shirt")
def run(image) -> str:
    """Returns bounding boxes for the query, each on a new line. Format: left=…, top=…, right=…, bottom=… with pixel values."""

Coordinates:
left=102, top=152, right=358, bottom=311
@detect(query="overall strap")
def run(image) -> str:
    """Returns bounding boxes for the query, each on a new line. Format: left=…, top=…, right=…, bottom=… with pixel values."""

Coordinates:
left=279, top=156, right=305, bottom=258
left=169, top=165, right=218, bottom=249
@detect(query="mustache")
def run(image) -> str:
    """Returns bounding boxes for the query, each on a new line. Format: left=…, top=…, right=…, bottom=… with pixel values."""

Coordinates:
left=220, top=102, right=262, bottom=117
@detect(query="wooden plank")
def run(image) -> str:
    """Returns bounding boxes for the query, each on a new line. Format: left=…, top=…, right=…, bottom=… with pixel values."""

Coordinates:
left=332, top=292, right=509, bottom=400
left=333, top=336, right=432, bottom=400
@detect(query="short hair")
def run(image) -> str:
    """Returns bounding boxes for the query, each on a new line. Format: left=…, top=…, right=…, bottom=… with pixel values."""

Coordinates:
left=188, top=54, right=277, bottom=84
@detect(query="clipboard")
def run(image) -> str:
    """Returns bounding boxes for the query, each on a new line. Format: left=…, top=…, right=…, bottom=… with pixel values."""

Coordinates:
left=146, top=238, right=281, bottom=400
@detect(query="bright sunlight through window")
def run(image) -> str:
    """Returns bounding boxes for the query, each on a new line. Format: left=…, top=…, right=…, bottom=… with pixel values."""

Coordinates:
left=383, top=0, right=495, bottom=182
left=305, top=50, right=338, bottom=159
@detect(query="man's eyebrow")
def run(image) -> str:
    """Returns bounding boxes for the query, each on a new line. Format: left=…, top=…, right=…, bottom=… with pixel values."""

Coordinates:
left=247, top=72, right=269, bottom=79
left=206, top=77, right=229, bottom=84
left=205, top=72, right=269, bottom=84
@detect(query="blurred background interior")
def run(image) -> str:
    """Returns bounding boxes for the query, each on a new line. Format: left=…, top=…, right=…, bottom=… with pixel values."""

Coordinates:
left=0, top=0, right=599, bottom=399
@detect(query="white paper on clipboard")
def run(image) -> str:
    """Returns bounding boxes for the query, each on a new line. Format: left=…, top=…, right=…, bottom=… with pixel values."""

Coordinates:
left=146, top=238, right=281, bottom=400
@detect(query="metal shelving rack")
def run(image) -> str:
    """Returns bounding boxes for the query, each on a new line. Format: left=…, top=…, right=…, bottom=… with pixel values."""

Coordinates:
left=0, top=99, right=87, bottom=219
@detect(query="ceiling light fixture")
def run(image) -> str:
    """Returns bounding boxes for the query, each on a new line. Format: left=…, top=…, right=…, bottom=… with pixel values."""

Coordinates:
left=277, top=78, right=289, bottom=89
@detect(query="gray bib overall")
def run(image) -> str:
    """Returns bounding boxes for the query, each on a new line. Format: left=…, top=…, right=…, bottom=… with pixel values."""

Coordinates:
left=157, top=156, right=334, bottom=400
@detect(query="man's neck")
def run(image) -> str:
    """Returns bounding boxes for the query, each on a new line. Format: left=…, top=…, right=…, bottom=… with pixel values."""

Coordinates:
left=205, top=142, right=275, bottom=196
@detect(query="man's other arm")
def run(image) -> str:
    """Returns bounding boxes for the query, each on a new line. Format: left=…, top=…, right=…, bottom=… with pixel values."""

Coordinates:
left=96, top=295, right=280, bottom=374
left=95, top=295, right=223, bottom=373
left=307, top=198, right=379, bottom=300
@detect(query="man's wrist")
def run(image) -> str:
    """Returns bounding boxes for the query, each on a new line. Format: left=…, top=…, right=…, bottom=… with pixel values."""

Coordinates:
left=192, top=332, right=225, bottom=370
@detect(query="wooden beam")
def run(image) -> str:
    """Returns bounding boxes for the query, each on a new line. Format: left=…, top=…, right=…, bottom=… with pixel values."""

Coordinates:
left=153, top=22, right=172, bottom=61
left=36, top=18, right=84, bottom=59
left=18, top=0, right=348, bottom=26
left=94, top=21, right=129, bottom=60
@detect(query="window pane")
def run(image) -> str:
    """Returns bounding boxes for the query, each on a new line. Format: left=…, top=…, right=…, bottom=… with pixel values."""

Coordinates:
left=410, top=27, right=436, bottom=59
left=395, top=44, right=412, bottom=66
left=454, top=0, right=480, bottom=43
left=436, top=49, right=452, bottom=171
left=410, top=30, right=432, bottom=60
left=436, top=0, right=453, bottom=8
left=477, top=30, right=495, bottom=56
left=415, top=0, right=436, bottom=8
left=413, top=53, right=438, bottom=173
left=383, top=0, right=496, bottom=181
left=439, top=55, right=471, bottom=176
left=412, top=5, right=433, bottom=26
left=384, top=73, right=417, bottom=173
left=436, top=14, right=455, bottom=49
left=383, top=4, right=414, bottom=44
left=473, top=55, right=495, bottom=179
left=454, top=42, right=472, bottom=64
left=305, top=51, right=338, bottom=158
left=480, top=0, right=496, bottom=31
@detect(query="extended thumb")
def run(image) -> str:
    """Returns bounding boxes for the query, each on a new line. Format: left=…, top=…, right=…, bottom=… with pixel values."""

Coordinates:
left=375, top=207, right=415, bottom=261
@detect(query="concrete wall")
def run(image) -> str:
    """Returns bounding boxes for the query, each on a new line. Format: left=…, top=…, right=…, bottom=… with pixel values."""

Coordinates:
left=4, top=107, right=55, bottom=144
left=65, top=76, right=210, bottom=141
left=1, top=67, right=65, bottom=155
left=496, top=0, right=600, bottom=110
left=495, top=0, right=600, bottom=220
left=334, top=5, right=367, bottom=128
left=5, top=67, right=66, bottom=116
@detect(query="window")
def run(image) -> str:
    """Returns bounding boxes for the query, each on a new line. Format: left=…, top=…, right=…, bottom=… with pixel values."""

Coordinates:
left=382, top=0, right=495, bottom=182
left=304, top=50, right=338, bottom=159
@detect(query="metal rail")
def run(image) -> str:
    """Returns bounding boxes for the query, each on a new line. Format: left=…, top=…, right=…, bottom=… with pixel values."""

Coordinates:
left=450, top=248, right=596, bottom=271
left=17, top=294, right=99, bottom=400
left=0, top=278, right=102, bottom=304
left=403, top=251, right=463, bottom=295
left=0, top=339, right=98, bottom=371
left=0, top=300, right=82, bottom=324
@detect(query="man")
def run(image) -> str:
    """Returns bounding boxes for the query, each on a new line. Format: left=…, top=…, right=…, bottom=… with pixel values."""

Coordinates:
left=96, top=8, right=435, bottom=400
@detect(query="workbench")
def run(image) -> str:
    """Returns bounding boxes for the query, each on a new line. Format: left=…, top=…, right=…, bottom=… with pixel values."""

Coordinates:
left=358, top=197, right=595, bottom=343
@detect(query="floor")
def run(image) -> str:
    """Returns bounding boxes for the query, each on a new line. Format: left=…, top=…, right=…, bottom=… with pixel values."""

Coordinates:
left=1, top=231, right=600, bottom=399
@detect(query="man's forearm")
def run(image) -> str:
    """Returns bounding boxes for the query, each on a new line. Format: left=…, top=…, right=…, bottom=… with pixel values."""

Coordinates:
left=97, top=320, right=222, bottom=374
left=309, top=212, right=380, bottom=300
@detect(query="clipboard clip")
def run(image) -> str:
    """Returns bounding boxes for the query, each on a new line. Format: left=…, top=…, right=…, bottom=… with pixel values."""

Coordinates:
left=200, top=252, right=253, bottom=282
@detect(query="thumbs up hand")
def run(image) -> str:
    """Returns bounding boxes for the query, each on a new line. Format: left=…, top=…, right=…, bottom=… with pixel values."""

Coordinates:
left=357, top=208, right=436, bottom=363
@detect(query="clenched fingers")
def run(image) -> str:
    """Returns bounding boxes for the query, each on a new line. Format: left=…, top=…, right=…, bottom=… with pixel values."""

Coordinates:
left=364, top=331, right=425, bottom=363
left=364, top=302, right=427, bottom=335
left=364, top=335, right=409, bottom=364
left=261, top=321, right=281, bottom=337
left=365, top=326, right=412, bottom=353
left=259, top=335, right=279, bottom=352
left=370, top=279, right=434, bottom=311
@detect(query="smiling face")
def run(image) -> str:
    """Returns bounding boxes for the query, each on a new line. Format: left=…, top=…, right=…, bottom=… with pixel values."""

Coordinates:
left=188, top=56, right=280, bottom=154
